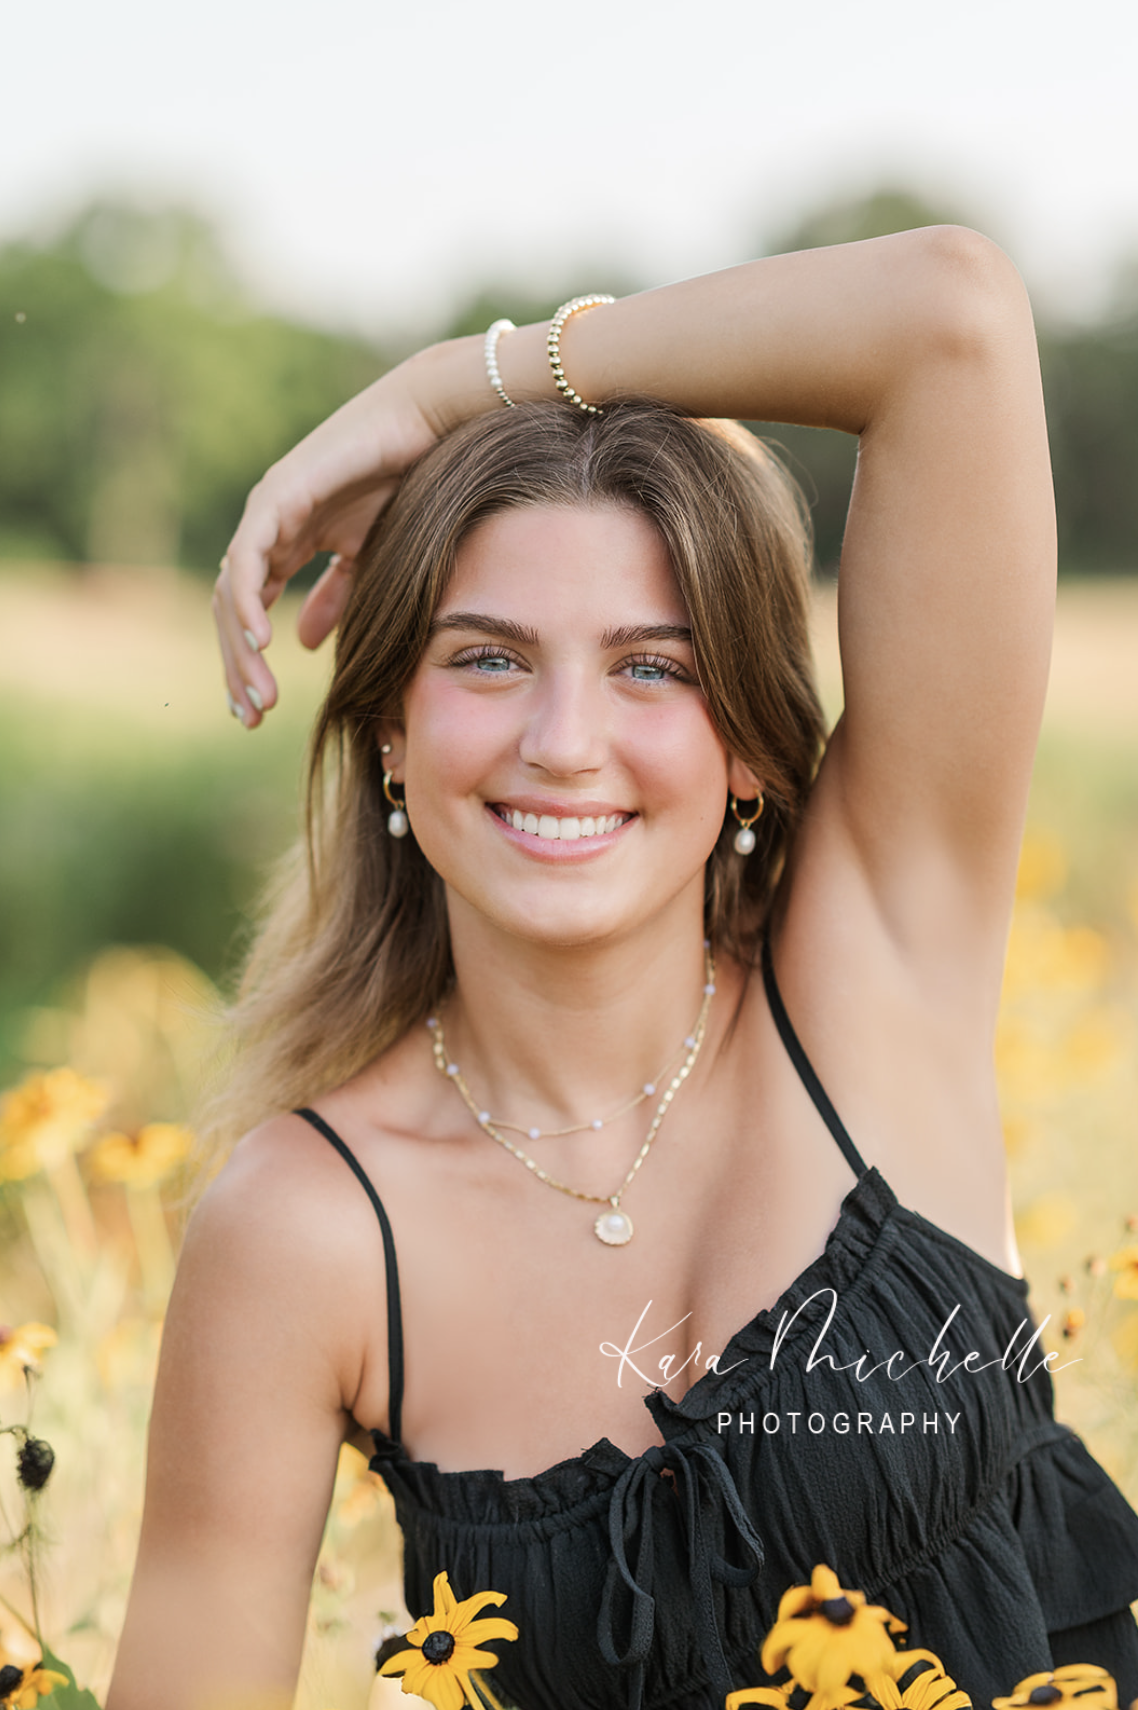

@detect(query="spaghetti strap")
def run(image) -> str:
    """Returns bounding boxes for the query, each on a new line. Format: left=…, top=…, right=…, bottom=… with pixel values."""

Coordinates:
left=293, top=1106, right=405, bottom=1445
left=760, top=936, right=869, bottom=1180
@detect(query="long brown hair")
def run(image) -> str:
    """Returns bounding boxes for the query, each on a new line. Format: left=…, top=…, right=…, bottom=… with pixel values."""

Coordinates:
left=201, top=401, right=825, bottom=1156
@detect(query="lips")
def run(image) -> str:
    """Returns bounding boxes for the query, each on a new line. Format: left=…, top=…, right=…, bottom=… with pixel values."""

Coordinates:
left=492, top=806, right=632, bottom=842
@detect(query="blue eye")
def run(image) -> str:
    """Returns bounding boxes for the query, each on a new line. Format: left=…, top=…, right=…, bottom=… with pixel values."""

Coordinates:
left=625, top=654, right=684, bottom=683
left=473, top=655, right=513, bottom=673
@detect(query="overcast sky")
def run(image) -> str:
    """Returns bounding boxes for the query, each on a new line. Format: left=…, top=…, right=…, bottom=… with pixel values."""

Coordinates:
left=5, top=0, right=1136, bottom=336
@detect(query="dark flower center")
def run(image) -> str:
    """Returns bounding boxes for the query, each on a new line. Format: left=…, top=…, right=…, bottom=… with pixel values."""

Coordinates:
left=819, top=1595, right=856, bottom=1626
left=423, top=1630, right=457, bottom=1665
left=1028, top=1689, right=1063, bottom=1705
left=17, top=1435, right=55, bottom=1493
left=0, top=1664, right=26, bottom=1695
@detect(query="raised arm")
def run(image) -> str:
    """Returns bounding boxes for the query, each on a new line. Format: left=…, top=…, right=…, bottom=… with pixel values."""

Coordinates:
left=219, top=229, right=1054, bottom=936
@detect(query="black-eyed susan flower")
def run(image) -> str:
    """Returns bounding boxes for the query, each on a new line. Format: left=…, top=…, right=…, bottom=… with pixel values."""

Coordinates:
left=0, top=1658, right=69, bottom=1708
left=1108, top=1245, right=1138, bottom=1301
left=0, top=1068, right=108, bottom=1181
left=0, top=1324, right=57, bottom=1392
left=1061, top=1308, right=1086, bottom=1340
left=992, top=1666, right=1117, bottom=1710
left=378, top=1571, right=518, bottom=1710
left=760, top=1565, right=906, bottom=1710
left=726, top=1687, right=797, bottom=1710
left=864, top=1652, right=972, bottom=1710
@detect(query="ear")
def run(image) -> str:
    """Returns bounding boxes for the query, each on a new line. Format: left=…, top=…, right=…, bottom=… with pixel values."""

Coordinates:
left=376, top=722, right=406, bottom=781
left=726, top=756, right=763, bottom=804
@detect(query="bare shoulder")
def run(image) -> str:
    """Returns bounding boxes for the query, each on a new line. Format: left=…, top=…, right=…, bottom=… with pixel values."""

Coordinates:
left=181, top=1108, right=392, bottom=1420
left=107, top=1110, right=395, bottom=1708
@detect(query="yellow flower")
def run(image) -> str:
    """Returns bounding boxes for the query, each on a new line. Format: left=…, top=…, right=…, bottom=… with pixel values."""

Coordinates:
left=727, top=1689, right=796, bottom=1710
left=0, top=1067, right=108, bottom=1180
left=0, top=1659, right=70, bottom=1708
left=992, top=1666, right=1117, bottom=1710
left=378, top=1571, right=518, bottom=1710
left=0, top=1323, right=57, bottom=1391
left=864, top=1652, right=972, bottom=1710
left=760, top=1565, right=906, bottom=1710
left=85, top=1121, right=192, bottom=1187
left=1108, top=1245, right=1138, bottom=1301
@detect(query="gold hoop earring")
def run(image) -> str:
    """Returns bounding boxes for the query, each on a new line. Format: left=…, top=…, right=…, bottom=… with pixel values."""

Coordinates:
left=383, top=766, right=409, bottom=838
left=730, top=792, right=764, bottom=856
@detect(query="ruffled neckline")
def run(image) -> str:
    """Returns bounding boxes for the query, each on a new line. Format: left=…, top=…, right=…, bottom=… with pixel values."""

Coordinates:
left=371, top=1166, right=1029, bottom=1501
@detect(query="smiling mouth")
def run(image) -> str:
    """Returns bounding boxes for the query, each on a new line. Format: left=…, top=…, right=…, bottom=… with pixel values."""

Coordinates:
left=491, top=806, right=633, bottom=842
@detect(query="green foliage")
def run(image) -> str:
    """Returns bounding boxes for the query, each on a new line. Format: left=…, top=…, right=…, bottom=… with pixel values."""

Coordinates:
left=0, top=693, right=308, bottom=1083
left=36, top=1647, right=102, bottom=1710
left=0, top=202, right=385, bottom=572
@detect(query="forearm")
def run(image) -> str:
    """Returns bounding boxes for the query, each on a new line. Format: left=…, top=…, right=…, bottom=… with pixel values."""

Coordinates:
left=418, top=226, right=1030, bottom=440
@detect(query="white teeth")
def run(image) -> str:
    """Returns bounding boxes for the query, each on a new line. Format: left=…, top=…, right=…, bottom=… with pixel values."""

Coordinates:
left=500, top=808, right=628, bottom=840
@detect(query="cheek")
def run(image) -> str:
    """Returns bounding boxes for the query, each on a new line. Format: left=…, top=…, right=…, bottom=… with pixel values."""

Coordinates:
left=401, top=676, right=516, bottom=789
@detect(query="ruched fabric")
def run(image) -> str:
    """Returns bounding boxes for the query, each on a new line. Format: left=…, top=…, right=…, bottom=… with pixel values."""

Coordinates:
left=368, top=1169, right=1138, bottom=1709
left=296, top=936, right=1138, bottom=1710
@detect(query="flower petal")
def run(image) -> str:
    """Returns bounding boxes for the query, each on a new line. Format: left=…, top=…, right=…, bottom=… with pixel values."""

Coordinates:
left=457, top=1617, right=519, bottom=1648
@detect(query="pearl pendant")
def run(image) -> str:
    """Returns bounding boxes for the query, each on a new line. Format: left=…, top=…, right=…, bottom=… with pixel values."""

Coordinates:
left=734, top=825, right=756, bottom=855
left=594, top=1207, right=634, bottom=1245
left=388, top=808, right=409, bottom=838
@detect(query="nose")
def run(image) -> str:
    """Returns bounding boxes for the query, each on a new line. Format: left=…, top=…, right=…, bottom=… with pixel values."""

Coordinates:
left=517, top=669, right=607, bottom=779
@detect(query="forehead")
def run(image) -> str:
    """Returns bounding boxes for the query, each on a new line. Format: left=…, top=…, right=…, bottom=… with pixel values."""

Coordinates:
left=439, top=503, right=688, bottom=627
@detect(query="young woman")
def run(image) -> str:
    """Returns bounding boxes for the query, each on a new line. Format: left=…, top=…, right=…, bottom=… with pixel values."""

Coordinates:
left=108, top=229, right=1138, bottom=1710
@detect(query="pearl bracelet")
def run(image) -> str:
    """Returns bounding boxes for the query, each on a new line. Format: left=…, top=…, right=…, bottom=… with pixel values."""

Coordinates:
left=484, top=318, right=516, bottom=409
left=546, top=294, right=615, bottom=414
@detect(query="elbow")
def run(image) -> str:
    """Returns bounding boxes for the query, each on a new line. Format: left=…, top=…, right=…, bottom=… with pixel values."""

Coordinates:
left=907, top=224, right=1036, bottom=361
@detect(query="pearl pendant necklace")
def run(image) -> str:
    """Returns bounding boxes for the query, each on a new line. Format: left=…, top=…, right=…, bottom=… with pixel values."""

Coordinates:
left=428, top=948, right=716, bottom=1245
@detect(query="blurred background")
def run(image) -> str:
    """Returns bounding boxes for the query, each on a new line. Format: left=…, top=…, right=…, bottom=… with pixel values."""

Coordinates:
left=2, top=0, right=1138, bottom=1701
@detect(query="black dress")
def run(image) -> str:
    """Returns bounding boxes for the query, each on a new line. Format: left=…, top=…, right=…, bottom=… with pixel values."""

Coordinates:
left=295, top=944, right=1138, bottom=1710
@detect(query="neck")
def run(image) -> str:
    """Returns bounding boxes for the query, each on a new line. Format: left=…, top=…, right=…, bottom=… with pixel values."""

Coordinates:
left=439, top=894, right=723, bottom=1135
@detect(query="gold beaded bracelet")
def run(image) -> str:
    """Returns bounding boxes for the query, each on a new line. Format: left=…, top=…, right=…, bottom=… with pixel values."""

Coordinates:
left=546, top=294, right=615, bottom=414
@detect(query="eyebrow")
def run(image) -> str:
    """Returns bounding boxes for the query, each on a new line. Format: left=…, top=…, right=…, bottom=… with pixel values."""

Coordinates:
left=429, top=612, right=693, bottom=649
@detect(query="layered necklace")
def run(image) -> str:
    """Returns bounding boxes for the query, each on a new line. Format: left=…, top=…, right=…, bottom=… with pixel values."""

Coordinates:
left=428, top=947, right=716, bottom=1246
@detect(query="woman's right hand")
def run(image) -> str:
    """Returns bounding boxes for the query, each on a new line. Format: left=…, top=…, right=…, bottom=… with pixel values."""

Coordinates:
left=214, top=337, right=485, bottom=727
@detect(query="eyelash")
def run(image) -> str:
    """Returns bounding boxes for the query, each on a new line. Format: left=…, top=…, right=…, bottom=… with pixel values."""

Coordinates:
left=449, top=645, right=690, bottom=684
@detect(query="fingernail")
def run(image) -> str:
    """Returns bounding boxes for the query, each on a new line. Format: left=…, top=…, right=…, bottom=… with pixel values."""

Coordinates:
left=219, top=554, right=230, bottom=573
left=243, top=628, right=260, bottom=653
left=246, top=686, right=264, bottom=711
left=229, top=697, right=246, bottom=724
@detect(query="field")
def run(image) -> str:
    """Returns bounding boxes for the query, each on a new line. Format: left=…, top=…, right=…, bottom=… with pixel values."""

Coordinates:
left=2, top=567, right=1138, bottom=1704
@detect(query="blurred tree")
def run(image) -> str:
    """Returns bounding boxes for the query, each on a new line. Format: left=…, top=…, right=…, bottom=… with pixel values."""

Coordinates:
left=0, top=202, right=386, bottom=570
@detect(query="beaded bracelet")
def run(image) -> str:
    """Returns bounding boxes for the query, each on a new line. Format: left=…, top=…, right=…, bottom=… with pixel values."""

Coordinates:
left=546, top=294, right=615, bottom=414
left=484, top=318, right=517, bottom=408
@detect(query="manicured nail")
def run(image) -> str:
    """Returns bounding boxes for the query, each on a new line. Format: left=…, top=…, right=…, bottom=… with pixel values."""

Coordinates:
left=219, top=554, right=230, bottom=574
left=243, top=628, right=260, bottom=653
left=228, top=696, right=246, bottom=724
left=246, top=685, right=264, bottom=711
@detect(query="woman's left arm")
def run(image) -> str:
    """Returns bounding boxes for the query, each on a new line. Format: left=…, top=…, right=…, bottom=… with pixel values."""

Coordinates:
left=219, top=230, right=1055, bottom=931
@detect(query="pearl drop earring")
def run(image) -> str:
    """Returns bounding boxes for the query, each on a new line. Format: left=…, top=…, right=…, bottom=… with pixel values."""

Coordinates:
left=381, top=744, right=408, bottom=838
left=730, top=792, right=764, bottom=856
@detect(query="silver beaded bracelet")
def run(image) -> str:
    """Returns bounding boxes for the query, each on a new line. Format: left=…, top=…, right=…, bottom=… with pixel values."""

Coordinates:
left=484, top=318, right=517, bottom=408
left=547, top=294, right=615, bottom=414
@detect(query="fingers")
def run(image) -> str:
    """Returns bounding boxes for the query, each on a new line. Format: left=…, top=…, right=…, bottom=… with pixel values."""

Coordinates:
left=296, top=555, right=357, bottom=651
left=213, top=552, right=278, bottom=729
